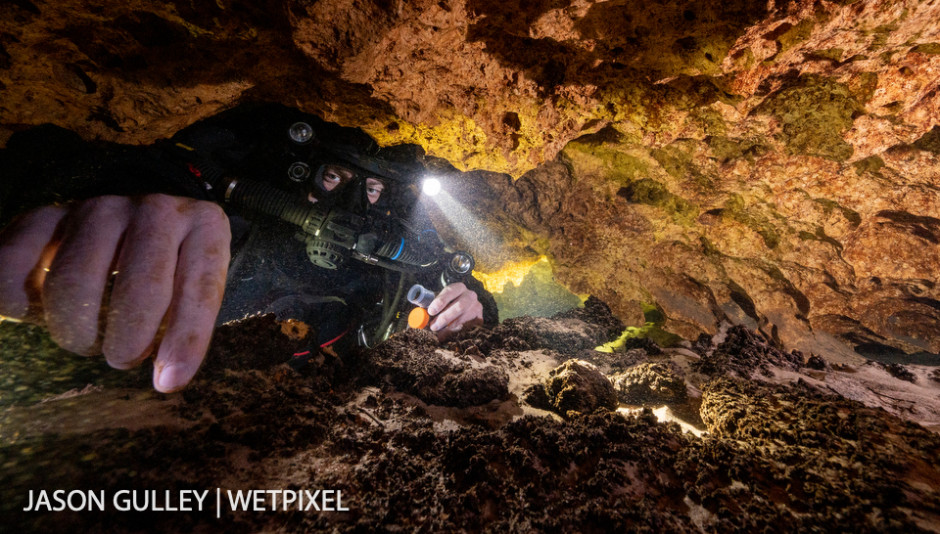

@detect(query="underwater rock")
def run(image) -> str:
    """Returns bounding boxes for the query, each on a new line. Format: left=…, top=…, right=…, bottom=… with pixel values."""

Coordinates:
left=880, top=362, right=917, bottom=383
left=366, top=328, right=509, bottom=407
left=498, top=315, right=609, bottom=357
left=3, top=304, right=940, bottom=532
left=689, top=377, right=940, bottom=530
left=692, top=324, right=803, bottom=378
left=2, top=0, right=940, bottom=361
left=541, top=359, right=618, bottom=416
left=553, top=295, right=626, bottom=341
left=449, top=295, right=627, bottom=360
left=573, top=347, right=654, bottom=375
left=618, top=336, right=665, bottom=356
left=804, top=352, right=829, bottom=371
left=611, top=362, right=688, bottom=405
left=520, top=381, right=553, bottom=412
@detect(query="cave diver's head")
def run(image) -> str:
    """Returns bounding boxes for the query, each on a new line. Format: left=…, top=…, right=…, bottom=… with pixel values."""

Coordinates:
left=287, top=121, right=426, bottom=223
left=278, top=114, right=446, bottom=272
left=309, top=163, right=388, bottom=214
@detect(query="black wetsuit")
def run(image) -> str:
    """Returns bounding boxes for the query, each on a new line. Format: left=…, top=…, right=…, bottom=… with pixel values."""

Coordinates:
left=0, top=103, right=498, bottom=353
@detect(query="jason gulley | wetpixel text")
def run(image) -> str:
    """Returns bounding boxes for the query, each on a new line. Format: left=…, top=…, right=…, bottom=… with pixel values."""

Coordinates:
left=23, top=489, right=350, bottom=512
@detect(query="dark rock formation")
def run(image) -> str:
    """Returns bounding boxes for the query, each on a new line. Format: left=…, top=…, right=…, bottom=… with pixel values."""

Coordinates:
left=693, top=324, right=804, bottom=377
left=3, top=303, right=940, bottom=532
left=541, top=359, right=619, bottom=416
left=695, top=378, right=940, bottom=531
left=365, top=328, right=509, bottom=407
left=611, top=362, right=688, bottom=405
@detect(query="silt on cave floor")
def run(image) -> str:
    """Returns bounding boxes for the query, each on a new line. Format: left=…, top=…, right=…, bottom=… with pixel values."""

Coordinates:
left=2, top=297, right=940, bottom=533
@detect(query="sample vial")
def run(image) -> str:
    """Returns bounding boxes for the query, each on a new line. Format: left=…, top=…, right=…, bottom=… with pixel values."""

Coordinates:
left=406, top=284, right=436, bottom=329
left=407, top=284, right=436, bottom=309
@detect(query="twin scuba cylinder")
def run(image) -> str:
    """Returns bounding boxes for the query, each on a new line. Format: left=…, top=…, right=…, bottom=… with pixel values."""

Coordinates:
left=180, top=117, right=476, bottom=342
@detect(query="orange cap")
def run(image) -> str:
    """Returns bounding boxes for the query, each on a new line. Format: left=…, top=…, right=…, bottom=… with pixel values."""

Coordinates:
left=408, top=307, right=430, bottom=329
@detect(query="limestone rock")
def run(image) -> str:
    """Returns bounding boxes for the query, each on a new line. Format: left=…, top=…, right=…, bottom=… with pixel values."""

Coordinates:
left=692, top=325, right=804, bottom=378
left=367, top=328, right=509, bottom=407
left=464, top=310, right=613, bottom=358
left=542, top=359, right=618, bottom=416
left=611, top=362, right=688, bottom=405
left=1, top=0, right=938, bottom=363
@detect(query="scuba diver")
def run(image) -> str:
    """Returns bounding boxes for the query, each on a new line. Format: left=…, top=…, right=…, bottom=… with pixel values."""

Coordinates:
left=0, top=103, right=498, bottom=393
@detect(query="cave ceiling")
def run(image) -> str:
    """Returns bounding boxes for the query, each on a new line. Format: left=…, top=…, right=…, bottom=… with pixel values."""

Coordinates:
left=1, top=0, right=938, bottom=360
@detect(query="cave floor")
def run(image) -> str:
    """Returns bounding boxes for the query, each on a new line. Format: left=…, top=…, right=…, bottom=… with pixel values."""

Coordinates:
left=2, top=303, right=940, bottom=533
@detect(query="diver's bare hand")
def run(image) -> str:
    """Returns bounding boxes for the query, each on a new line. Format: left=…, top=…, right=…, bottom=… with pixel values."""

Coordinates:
left=427, top=282, right=483, bottom=340
left=0, top=194, right=230, bottom=392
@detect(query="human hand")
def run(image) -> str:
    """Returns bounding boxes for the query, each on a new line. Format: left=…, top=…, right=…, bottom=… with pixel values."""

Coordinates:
left=426, top=282, right=483, bottom=340
left=0, top=194, right=231, bottom=392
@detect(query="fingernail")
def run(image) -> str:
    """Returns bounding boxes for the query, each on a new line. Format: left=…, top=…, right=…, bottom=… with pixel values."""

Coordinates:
left=155, top=363, right=194, bottom=393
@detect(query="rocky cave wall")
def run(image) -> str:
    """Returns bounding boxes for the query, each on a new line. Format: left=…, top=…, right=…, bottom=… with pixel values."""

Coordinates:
left=1, top=0, right=938, bottom=360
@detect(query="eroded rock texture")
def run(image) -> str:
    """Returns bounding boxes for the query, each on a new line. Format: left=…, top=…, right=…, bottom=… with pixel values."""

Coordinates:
left=1, top=0, right=938, bottom=359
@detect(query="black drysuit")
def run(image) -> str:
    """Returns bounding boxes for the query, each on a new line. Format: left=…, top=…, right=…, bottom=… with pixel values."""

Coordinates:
left=0, top=103, right=498, bottom=353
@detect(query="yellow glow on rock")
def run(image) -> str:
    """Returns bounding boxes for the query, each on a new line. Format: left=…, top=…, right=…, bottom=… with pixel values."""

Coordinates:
left=366, top=111, right=502, bottom=174
left=595, top=325, right=654, bottom=353
left=475, top=255, right=549, bottom=294
left=595, top=305, right=683, bottom=351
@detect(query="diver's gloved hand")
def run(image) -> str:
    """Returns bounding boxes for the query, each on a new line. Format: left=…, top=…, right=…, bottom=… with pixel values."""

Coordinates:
left=426, top=282, right=484, bottom=341
left=0, top=194, right=230, bottom=393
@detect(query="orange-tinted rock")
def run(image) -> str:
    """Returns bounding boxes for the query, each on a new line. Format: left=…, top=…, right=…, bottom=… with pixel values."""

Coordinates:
left=1, top=0, right=937, bottom=360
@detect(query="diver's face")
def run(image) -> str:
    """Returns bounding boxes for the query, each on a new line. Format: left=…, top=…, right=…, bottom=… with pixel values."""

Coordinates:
left=315, top=165, right=385, bottom=205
